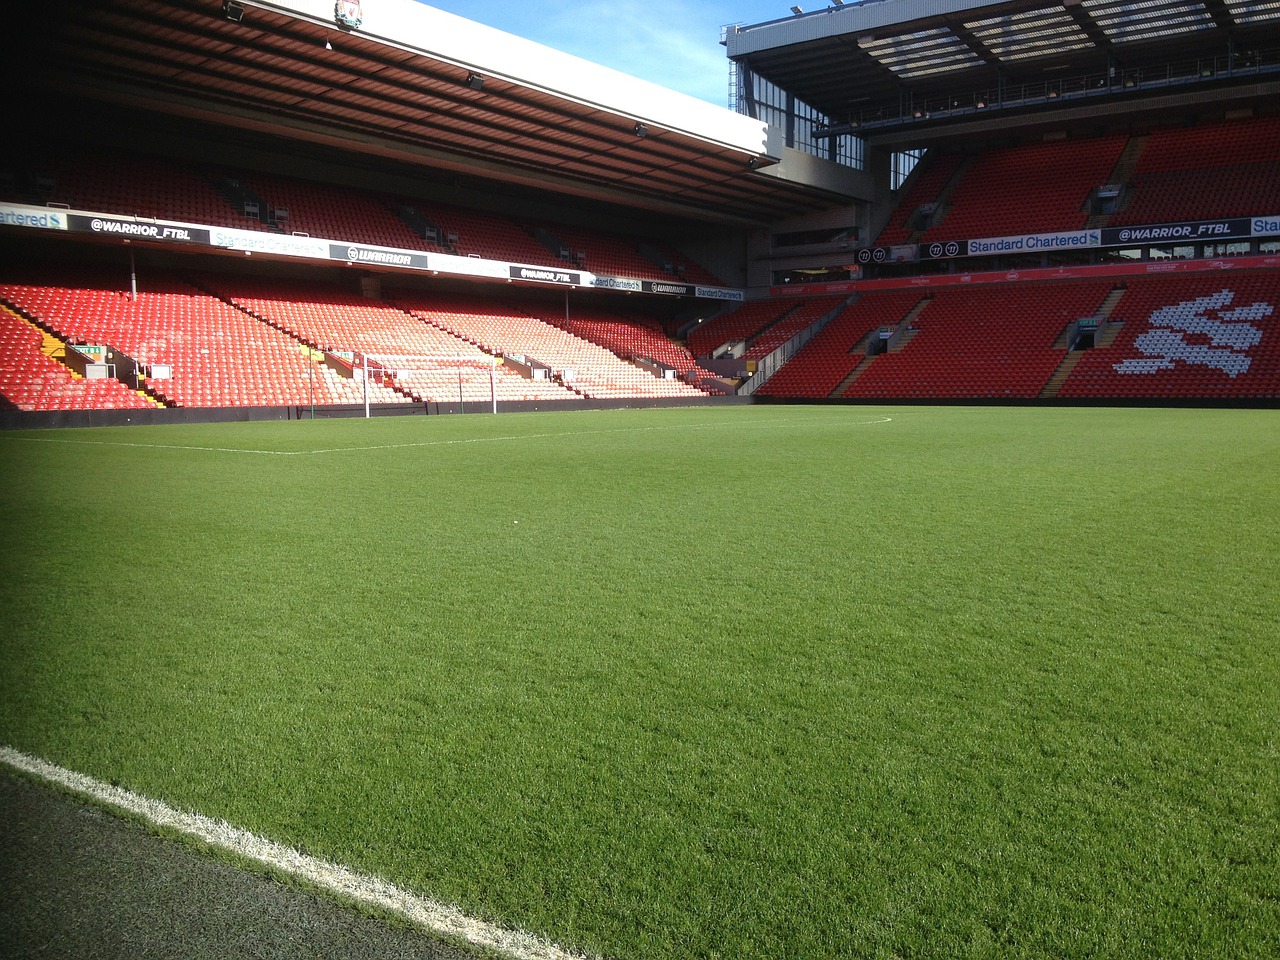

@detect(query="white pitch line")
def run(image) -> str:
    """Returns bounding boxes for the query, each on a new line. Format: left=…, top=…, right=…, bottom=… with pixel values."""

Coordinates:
left=2, top=415, right=892, bottom=457
left=0, top=746, right=595, bottom=960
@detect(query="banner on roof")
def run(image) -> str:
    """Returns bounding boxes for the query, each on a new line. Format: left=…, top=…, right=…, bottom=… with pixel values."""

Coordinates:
left=68, top=213, right=209, bottom=245
left=642, top=280, right=695, bottom=297
left=590, top=276, right=643, bottom=292
left=695, top=286, right=745, bottom=302
left=212, top=227, right=329, bottom=258
left=0, top=203, right=68, bottom=231
left=968, top=229, right=1098, bottom=256
left=857, top=244, right=924, bottom=264
left=919, top=241, right=966, bottom=260
left=332, top=243, right=428, bottom=270
left=508, top=265, right=582, bottom=285
left=1251, top=215, right=1280, bottom=237
left=1102, top=219, right=1251, bottom=246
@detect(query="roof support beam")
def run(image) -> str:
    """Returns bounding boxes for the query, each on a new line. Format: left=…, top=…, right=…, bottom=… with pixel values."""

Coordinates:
left=1061, top=1, right=1115, bottom=56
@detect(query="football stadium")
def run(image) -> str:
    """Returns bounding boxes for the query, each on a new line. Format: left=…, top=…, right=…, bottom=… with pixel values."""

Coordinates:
left=2, top=1, right=1278, bottom=958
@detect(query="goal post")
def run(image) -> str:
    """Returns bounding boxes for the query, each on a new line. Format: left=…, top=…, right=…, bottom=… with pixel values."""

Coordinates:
left=358, top=353, right=498, bottom=416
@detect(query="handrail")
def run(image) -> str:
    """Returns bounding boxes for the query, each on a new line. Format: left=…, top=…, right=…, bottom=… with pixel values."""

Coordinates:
left=738, top=298, right=852, bottom=395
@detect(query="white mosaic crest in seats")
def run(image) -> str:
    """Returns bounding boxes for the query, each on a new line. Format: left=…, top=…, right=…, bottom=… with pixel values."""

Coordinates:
left=1115, top=288, right=1271, bottom=378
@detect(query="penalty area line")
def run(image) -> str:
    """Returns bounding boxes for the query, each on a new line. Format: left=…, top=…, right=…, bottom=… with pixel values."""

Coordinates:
left=0, top=746, right=594, bottom=960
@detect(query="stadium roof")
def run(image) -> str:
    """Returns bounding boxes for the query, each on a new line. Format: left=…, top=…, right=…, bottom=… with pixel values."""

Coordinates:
left=16, top=0, right=858, bottom=226
left=726, top=0, right=1280, bottom=133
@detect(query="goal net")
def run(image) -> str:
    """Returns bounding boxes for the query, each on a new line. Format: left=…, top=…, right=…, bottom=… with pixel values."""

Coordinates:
left=359, top=353, right=498, bottom=415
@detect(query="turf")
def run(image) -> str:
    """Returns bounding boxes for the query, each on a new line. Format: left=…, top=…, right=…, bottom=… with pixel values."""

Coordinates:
left=1, top=405, right=1277, bottom=960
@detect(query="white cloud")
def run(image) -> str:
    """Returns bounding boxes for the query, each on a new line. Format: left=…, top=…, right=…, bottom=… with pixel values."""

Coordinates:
left=422, top=0, right=740, bottom=105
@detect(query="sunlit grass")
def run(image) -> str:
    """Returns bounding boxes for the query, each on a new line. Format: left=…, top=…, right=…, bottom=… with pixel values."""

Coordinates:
left=2, top=405, right=1277, bottom=959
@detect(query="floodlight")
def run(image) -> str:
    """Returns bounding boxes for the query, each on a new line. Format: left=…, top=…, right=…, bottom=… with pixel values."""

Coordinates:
left=791, top=6, right=803, bottom=14
left=634, top=123, right=648, bottom=138
left=222, top=2, right=244, bottom=22
left=466, top=72, right=485, bottom=91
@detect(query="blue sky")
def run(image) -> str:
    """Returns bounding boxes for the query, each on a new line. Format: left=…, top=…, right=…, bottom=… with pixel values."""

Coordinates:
left=416, top=1, right=800, bottom=106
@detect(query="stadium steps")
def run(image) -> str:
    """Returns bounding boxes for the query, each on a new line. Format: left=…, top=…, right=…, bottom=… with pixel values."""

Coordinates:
left=887, top=298, right=932, bottom=352
left=829, top=354, right=877, bottom=396
left=906, top=155, right=975, bottom=243
left=827, top=296, right=931, bottom=395
left=1094, top=319, right=1124, bottom=349
left=190, top=279, right=335, bottom=357
left=530, top=226, right=577, bottom=264
left=7, top=308, right=84, bottom=379
left=39, top=329, right=73, bottom=368
left=1040, top=286, right=1128, bottom=398
left=391, top=202, right=457, bottom=253
left=0, top=305, right=164, bottom=411
left=1040, top=352, right=1087, bottom=398
left=214, top=175, right=283, bottom=231
left=743, top=304, right=803, bottom=352
left=30, top=307, right=169, bottom=406
left=1085, top=134, right=1148, bottom=229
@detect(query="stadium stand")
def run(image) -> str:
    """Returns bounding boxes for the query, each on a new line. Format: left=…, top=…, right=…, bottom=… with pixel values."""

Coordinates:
left=916, top=134, right=1128, bottom=243
left=204, top=275, right=573, bottom=404
left=741, top=297, right=846, bottom=361
left=842, top=281, right=1114, bottom=400
left=392, top=292, right=711, bottom=400
left=413, top=206, right=558, bottom=265
left=229, top=172, right=431, bottom=249
left=876, top=152, right=967, bottom=247
left=0, top=268, right=394, bottom=408
left=3, top=3, right=1278, bottom=420
left=0, top=153, right=273, bottom=234
left=524, top=301, right=722, bottom=390
left=755, top=291, right=928, bottom=399
left=530, top=222, right=723, bottom=284
left=0, top=146, right=725, bottom=284
left=1058, top=273, right=1280, bottom=399
left=1113, top=117, right=1280, bottom=224
left=0, top=307, right=155, bottom=411
left=686, top=300, right=797, bottom=358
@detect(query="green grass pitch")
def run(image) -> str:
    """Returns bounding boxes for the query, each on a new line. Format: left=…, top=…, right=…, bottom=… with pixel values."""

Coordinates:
left=1, top=405, right=1277, bottom=959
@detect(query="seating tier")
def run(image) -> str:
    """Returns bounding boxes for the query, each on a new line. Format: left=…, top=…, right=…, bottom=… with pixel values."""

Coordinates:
left=842, top=281, right=1113, bottom=400
left=1059, top=273, right=1280, bottom=399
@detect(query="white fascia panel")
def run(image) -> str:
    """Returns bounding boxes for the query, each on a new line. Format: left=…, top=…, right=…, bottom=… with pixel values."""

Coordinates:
left=255, top=0, right=772, bottom=157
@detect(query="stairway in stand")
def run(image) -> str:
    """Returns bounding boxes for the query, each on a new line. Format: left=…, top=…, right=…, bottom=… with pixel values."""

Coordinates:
left=1040, top=286, right=1128, bottom=398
